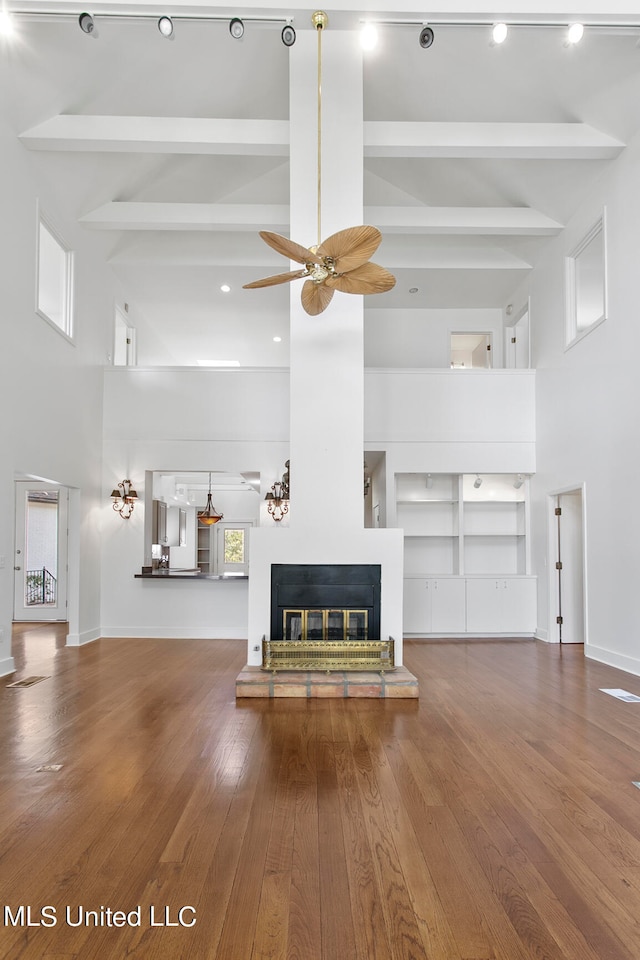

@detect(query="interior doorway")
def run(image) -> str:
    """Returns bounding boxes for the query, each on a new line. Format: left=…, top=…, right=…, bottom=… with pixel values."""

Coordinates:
left=114, top=306, right=136, bottom=366
left=450, top=333, right=492, bottom=369
left=504, top=304, right=530, bottom=369
left=13, top=482, right=68, bottom=621
left=550, top=487, right=586, bottom=644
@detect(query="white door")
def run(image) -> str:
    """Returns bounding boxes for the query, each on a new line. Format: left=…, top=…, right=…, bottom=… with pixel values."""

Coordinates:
left=557, top=491, right=585, bottom=643
left=505, top=309, right=530, bottom=370
left=14, top=482, right=68, bottom=621
left=114, top=307, right=136, bottom=366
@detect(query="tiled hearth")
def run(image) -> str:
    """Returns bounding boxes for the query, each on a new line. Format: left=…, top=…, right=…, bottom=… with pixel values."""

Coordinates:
left=235, top=666, right=419, bottom=699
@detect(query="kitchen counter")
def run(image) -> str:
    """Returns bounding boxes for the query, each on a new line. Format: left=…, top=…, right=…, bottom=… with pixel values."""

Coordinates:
left=135, top=569, right=248, bottom=581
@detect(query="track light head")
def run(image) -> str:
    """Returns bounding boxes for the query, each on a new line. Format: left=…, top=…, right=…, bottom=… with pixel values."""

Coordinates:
left=281, top=23, right=296, bottom=47
left=157, top=16, right=174, bottom=39
left=474, top=474, right=483, bottom=489
left=419, top=25, right=434, bottom=49
left=78, top=12, right=96, bottom=35
left=229, top=17, right=244, bottom=39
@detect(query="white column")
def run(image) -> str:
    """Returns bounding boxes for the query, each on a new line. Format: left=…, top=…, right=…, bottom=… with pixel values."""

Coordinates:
left=288, top=28, right=364, bottom=530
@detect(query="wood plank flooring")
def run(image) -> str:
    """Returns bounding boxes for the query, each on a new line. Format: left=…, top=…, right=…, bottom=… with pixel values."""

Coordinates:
left=2, top=629, right=640, bottom=958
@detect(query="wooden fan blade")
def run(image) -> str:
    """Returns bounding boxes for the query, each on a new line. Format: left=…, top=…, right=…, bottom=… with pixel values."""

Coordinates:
left=259, top=231, right=322, bottom=266
left=326, top=262, right=396, bottom=295
left=243, top=269, right=307, bottom=289
left=316, top=225, right=382, bottom=273
left=301, top=280, right=334, bottom=316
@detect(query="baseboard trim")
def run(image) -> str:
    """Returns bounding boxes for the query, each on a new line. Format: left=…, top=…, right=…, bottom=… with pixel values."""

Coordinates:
left=66, top=628, right=101, bottom=647
left=404, top=633, right=534, bottom=640
left=0, top=656, right=16, bottom=677
left=100, top=628, right=246, bottom=640
left=585, top=643, right=640, bottom=679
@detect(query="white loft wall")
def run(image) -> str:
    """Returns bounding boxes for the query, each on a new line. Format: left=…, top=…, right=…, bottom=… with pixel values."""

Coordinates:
left=365, top=308, right=504, bottom=368
left=0, top=116, right=118, bottom=667
left=510, top=125, right=640, bottom=674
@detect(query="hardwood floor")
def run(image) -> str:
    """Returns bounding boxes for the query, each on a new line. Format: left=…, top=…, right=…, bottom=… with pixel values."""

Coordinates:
left=2, top=633, right=640, bottom=959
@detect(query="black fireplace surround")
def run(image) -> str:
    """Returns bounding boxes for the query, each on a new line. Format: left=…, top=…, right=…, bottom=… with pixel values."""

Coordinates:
left=270, top=564, right=381, bottom=641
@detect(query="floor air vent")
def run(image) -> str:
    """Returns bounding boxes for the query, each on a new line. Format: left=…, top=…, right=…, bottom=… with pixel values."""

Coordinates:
left=6, top=676, right=50, bottom=688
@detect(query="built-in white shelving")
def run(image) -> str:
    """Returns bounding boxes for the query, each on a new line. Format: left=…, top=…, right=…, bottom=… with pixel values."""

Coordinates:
left=397, top=473, right=535, bottom=636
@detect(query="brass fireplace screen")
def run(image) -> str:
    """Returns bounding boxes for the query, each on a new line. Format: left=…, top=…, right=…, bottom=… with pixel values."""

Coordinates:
left=284, top=608, right=368, bottom=642
left=262, top=608, right=394, bottom=673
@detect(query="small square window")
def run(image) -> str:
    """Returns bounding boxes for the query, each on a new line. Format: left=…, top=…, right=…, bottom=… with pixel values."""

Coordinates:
left=565, top=213, right=607, bottom=348
left=36, top=212, right=74, bottom=340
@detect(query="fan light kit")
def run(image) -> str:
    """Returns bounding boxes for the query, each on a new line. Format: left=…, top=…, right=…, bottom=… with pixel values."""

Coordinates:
left=243, top=11, right=396, bottom=315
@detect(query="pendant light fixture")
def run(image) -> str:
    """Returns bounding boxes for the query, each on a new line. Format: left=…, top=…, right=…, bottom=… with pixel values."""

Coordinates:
left=198, top=472, right=223, bottom=525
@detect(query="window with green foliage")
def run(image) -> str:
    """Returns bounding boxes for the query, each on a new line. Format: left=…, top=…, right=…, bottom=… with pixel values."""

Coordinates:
left=224, top=528, right=245, bottom=565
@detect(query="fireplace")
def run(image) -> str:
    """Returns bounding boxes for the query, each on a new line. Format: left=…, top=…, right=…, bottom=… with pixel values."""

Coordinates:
left=263, top=563, right=394, bottom=672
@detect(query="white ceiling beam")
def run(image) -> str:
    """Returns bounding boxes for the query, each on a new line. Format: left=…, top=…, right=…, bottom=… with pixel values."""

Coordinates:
left=20, top=116, right=289, bottom=155
left=364, top=121, right=624, bottom=159
left=81, top=201, right=561, bottom=235
left=368, top=206, right=563, bottom=235
left=20, top=117, right=623, bottom=162
left=80, top=202, right=290, bottom=231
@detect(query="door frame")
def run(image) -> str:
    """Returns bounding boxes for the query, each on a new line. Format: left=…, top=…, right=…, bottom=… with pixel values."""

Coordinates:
left=546, top=483, right=588, bottom=645
left=13, top=480, right=69, bottom=621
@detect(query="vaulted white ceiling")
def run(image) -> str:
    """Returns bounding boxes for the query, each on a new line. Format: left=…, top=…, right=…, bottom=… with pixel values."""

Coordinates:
left=6, top=1, right=640, bottom=365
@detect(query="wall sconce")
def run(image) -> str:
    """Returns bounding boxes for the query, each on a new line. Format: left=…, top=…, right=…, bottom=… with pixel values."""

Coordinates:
left=110, top=479, right=138, bottom=519
left=198, top=472, right=224, bottom=526
left=265, top=460, right=289, bottom=522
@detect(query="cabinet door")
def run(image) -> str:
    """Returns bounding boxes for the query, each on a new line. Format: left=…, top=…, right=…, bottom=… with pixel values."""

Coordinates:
left=465, top=579, right=502, bottom=633
left=502, top=578, right=536, bottom=633
left=430, top=579, right=466, bottom=633
left=466, top=578, right=536, bottom=633
left=403, top=579, right=431, bottom=633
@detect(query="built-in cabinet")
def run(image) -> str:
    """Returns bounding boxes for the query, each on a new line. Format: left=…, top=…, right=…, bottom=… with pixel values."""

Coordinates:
left=398, top=473, right=536, bottom=636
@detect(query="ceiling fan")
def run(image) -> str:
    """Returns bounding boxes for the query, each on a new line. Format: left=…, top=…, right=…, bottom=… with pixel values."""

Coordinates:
left=243, top=11, right=396, bottom=316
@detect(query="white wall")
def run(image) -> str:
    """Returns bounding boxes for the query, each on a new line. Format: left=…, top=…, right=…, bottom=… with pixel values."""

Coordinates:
left=365, top=308, right=504, bottom=368
left=101, top=367, right=289, bottom=638
left=510, top=124, right=640, bottom=675
left=0, top=116, right=120, bottom=668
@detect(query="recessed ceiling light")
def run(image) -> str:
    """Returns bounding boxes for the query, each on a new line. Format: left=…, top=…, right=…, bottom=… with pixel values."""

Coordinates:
left=409, top=287, right=419, bottom=294
left=220, top=284, right=231, bottom=293
left=273, top=336, right=282, bottom=342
